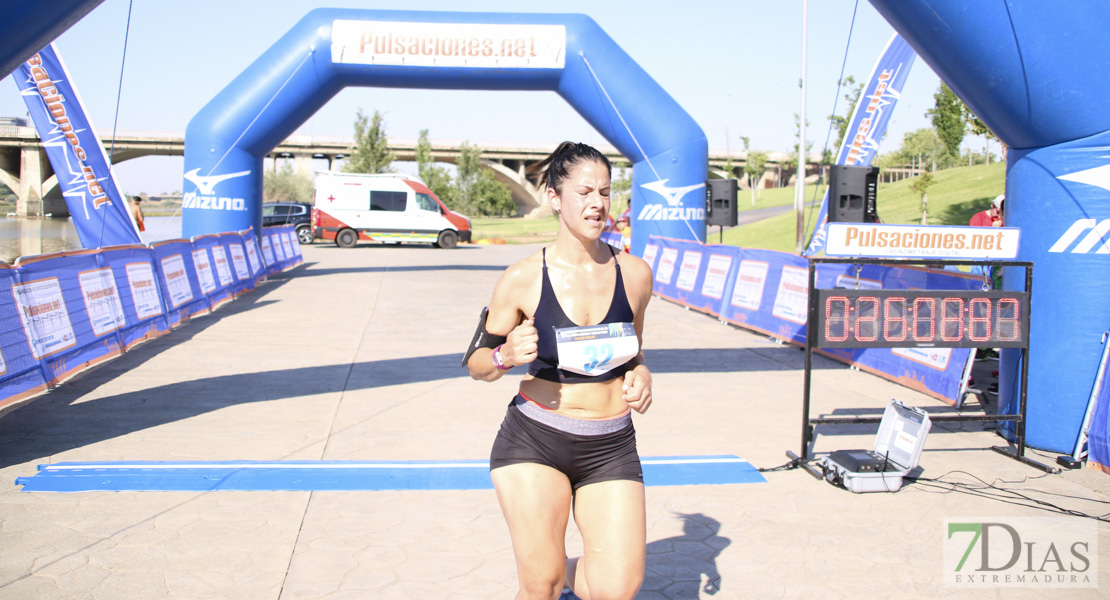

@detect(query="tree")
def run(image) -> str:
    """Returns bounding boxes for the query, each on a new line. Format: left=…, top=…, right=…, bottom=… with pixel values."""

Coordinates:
left=828, top=76, right=865, bottom=151
left=928, top=83, right=966, bottom=159
left=611, top=164, right=632, bottom=215
left=895, top=128, right=949, bottom=170
left=471, top=171, right=516, bottom=216
left=910, top=171, right=935, bottom=224
left=744, top=150, right=768, bottom=206
left=781, top=114, right=813, bottom=181
left=450, top=141, right=515, bottom=216
left=342, top=108, right=394, bottom=174
left=965, top=108, right=1002, bottom=165
left=263, top=163, right=314, bottom=203
left=415, top=129, right=454, bottom=203
left=453, top=141, right=482, bottom=214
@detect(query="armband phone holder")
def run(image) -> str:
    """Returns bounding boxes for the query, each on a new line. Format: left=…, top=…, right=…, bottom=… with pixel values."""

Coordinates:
left=461, top=306, right=507, bottom=367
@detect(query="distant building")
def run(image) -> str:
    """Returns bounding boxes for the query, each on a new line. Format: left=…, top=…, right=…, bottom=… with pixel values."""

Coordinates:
left=0, top=117, right=27, bottom=127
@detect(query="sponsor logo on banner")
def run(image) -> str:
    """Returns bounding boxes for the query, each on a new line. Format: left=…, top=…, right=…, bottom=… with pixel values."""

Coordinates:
left=771, top=265, right=808, bottom=324
left=78, top=268, right=126, bottom=337
left=701, top=254, right=733, bottom=300
left=125, top=262, right=163, bottom=320
left=12, top=277, right=76, bottom=360
left=642, top=244, right=659, bottom=272
left=731, top=260, right=769, bottom=311
left=655, top=248, right=679, bottom=285
left=638, top=180, right=706, bottom=222
left=825, top=223, right=1020, bottom=259
left=891, top=346, right=951, bottom=371
left=944, top=517, right=1097, bottom=588
left=160, top=254, right=194, bottom=309
left=1048, top=219, right=1110, bottom=254
left=182, top=169, right=250, bottom=212
left=331, top=20, right=566, bottom=69
left=675, top=251, right=702, bottom=292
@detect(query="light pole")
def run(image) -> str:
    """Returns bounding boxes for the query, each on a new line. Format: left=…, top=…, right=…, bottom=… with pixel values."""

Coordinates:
left=795, top=0, right=808, bottom=253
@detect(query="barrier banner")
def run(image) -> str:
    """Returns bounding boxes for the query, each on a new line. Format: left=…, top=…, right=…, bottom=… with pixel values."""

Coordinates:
left=804, top=33, right=917, bottom=256
left=719, top=249, right=810, bottom=344
left=98, top=245, right=170, bottom=350
left=191, top=235, right=234, bottom=308
left=14, top=250, right=122, bottom=386
left=151, top=240, right=209, bottom=327
left=219, top=232, right=254, bottom=297
left=284, top=227, right=304, bottom=261
left=259, top=233, right=276, bottom=274
left=12, top=45, right=141, bottom=248
left=648, top=237, right=740, bottom=318
left=642, top=240, right=661, bottom=275
left=0, top=263, right=49, bottom=411
left=240, top=229, right=265, bottom=283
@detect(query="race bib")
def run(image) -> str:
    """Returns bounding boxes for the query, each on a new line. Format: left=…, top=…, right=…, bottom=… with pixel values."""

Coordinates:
left=554, top=322, right=639, bottom=377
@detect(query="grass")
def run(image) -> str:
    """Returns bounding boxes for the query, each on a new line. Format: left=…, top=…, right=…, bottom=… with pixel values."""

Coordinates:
left=724, top=162, right=1005, bottom=252
left=469, top=162, right=1005, bottom=249
left=471, top=214, right=560, bottom=243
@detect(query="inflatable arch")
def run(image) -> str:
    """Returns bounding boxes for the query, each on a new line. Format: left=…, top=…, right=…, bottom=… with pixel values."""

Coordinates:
left=182, top=9, right=707, bottom=257
left=871, top=1, right=1110, bottom=453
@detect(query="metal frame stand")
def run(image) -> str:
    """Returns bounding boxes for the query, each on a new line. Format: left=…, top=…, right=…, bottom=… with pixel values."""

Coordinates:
left=788, top=257, right=1058, bottom=476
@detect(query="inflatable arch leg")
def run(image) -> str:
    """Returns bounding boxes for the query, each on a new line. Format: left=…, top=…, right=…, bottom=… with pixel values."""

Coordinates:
left=870, top=0, right=1110, bottom=453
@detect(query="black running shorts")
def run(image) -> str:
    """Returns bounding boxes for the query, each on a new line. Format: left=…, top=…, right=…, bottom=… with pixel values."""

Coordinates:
left=489, top=395, right=643, bottom=490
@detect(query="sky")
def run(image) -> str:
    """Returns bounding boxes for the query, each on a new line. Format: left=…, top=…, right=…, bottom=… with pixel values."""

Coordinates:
left=0, top=0, right=951, bottom=196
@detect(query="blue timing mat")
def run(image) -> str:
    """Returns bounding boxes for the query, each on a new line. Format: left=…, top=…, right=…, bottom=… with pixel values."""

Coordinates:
left=15, top=456, right=765, bottom=492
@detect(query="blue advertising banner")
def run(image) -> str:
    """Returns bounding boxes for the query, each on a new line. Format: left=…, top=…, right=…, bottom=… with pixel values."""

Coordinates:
left=98, top=245, right=170, bottom=350
left=190, top=235, right=235, bottom=309
left=218, top=232, right=255, bottom=298
left=12, top=44, right=141, bottom=249
left=804, top=34, right=917, bottom=256
left=13, top=250, right=123, bottom=387
left=151, top=240, right=209, bottom=327
left=649, top=237, right=740, bottom=318
left=0, top=264, right=49, bottom=411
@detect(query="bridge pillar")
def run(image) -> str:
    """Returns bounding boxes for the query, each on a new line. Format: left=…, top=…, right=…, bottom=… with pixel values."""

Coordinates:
left=484, top=159, right=547, bottom=218
left=293, top=153, right=314, bottom=178
left=17, top=146, right=44, bottom=217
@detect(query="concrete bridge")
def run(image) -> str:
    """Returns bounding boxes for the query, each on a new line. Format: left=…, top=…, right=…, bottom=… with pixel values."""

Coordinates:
left=0, top=125, right=807, bottom=217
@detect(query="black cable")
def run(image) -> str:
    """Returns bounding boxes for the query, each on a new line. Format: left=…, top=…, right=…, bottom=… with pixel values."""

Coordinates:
left=903, top=469, right=1110, bottom=522
left=802, top=0, right=860, bottom=250
left=98, top=0, right=135, bottom=248
left=758, top=457, right=810, bottom=472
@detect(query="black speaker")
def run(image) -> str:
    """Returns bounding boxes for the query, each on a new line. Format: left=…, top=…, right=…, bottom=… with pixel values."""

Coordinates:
left=827, top=165, right=880, bottom=223
left=705, top=179, right=738, bottom=227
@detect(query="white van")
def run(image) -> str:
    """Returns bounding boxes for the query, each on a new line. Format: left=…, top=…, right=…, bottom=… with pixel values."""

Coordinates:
left=311, top=172, right=471, bottom=249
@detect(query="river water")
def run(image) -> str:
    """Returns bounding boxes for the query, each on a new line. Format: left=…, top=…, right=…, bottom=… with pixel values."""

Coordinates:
left=0, top=216, right=184, bottom=264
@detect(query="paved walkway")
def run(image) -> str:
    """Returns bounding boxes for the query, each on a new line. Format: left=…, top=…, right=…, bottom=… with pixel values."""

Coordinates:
left=0, top=242, right=1107, bottom=599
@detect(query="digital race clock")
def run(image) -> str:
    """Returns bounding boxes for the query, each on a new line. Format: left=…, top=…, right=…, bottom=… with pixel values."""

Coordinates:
left=814, top=289, right=1030, bottom=349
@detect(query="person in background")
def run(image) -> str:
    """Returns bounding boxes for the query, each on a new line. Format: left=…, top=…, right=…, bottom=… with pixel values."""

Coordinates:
left=969, top=194, right=1003, bottom=227
left=617, top=214, right=631, bottom=253
left=130, top=196, right=145, bottom=232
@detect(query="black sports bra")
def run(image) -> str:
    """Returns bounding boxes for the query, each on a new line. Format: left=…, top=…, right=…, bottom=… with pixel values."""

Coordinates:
left=527, top=246, right=638, bottom=383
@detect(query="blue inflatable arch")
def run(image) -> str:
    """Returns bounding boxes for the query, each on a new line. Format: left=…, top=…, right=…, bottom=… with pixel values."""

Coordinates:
left=871, top=1, right=1110, bottom=453
left=182, top=9, right=707, bottom=257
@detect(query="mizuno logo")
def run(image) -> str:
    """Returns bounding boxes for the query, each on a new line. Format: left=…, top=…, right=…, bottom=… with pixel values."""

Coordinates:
left=637, top=204, right=706, bottom=222
left=640, top=179, right=705, bottom=207
left=1049, top=219, right=1110, bottom=253
left=183, top=168, right=251, bottom=195
left=1057, top=164, right=1110, bottom=193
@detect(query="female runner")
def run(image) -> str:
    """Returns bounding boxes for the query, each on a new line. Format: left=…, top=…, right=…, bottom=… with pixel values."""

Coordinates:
left=467, top=141, right=653, bottom=600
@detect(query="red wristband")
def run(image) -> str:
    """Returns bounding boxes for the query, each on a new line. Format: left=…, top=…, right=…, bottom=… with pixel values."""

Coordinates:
left=492, top=345, right=511, bottom=370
